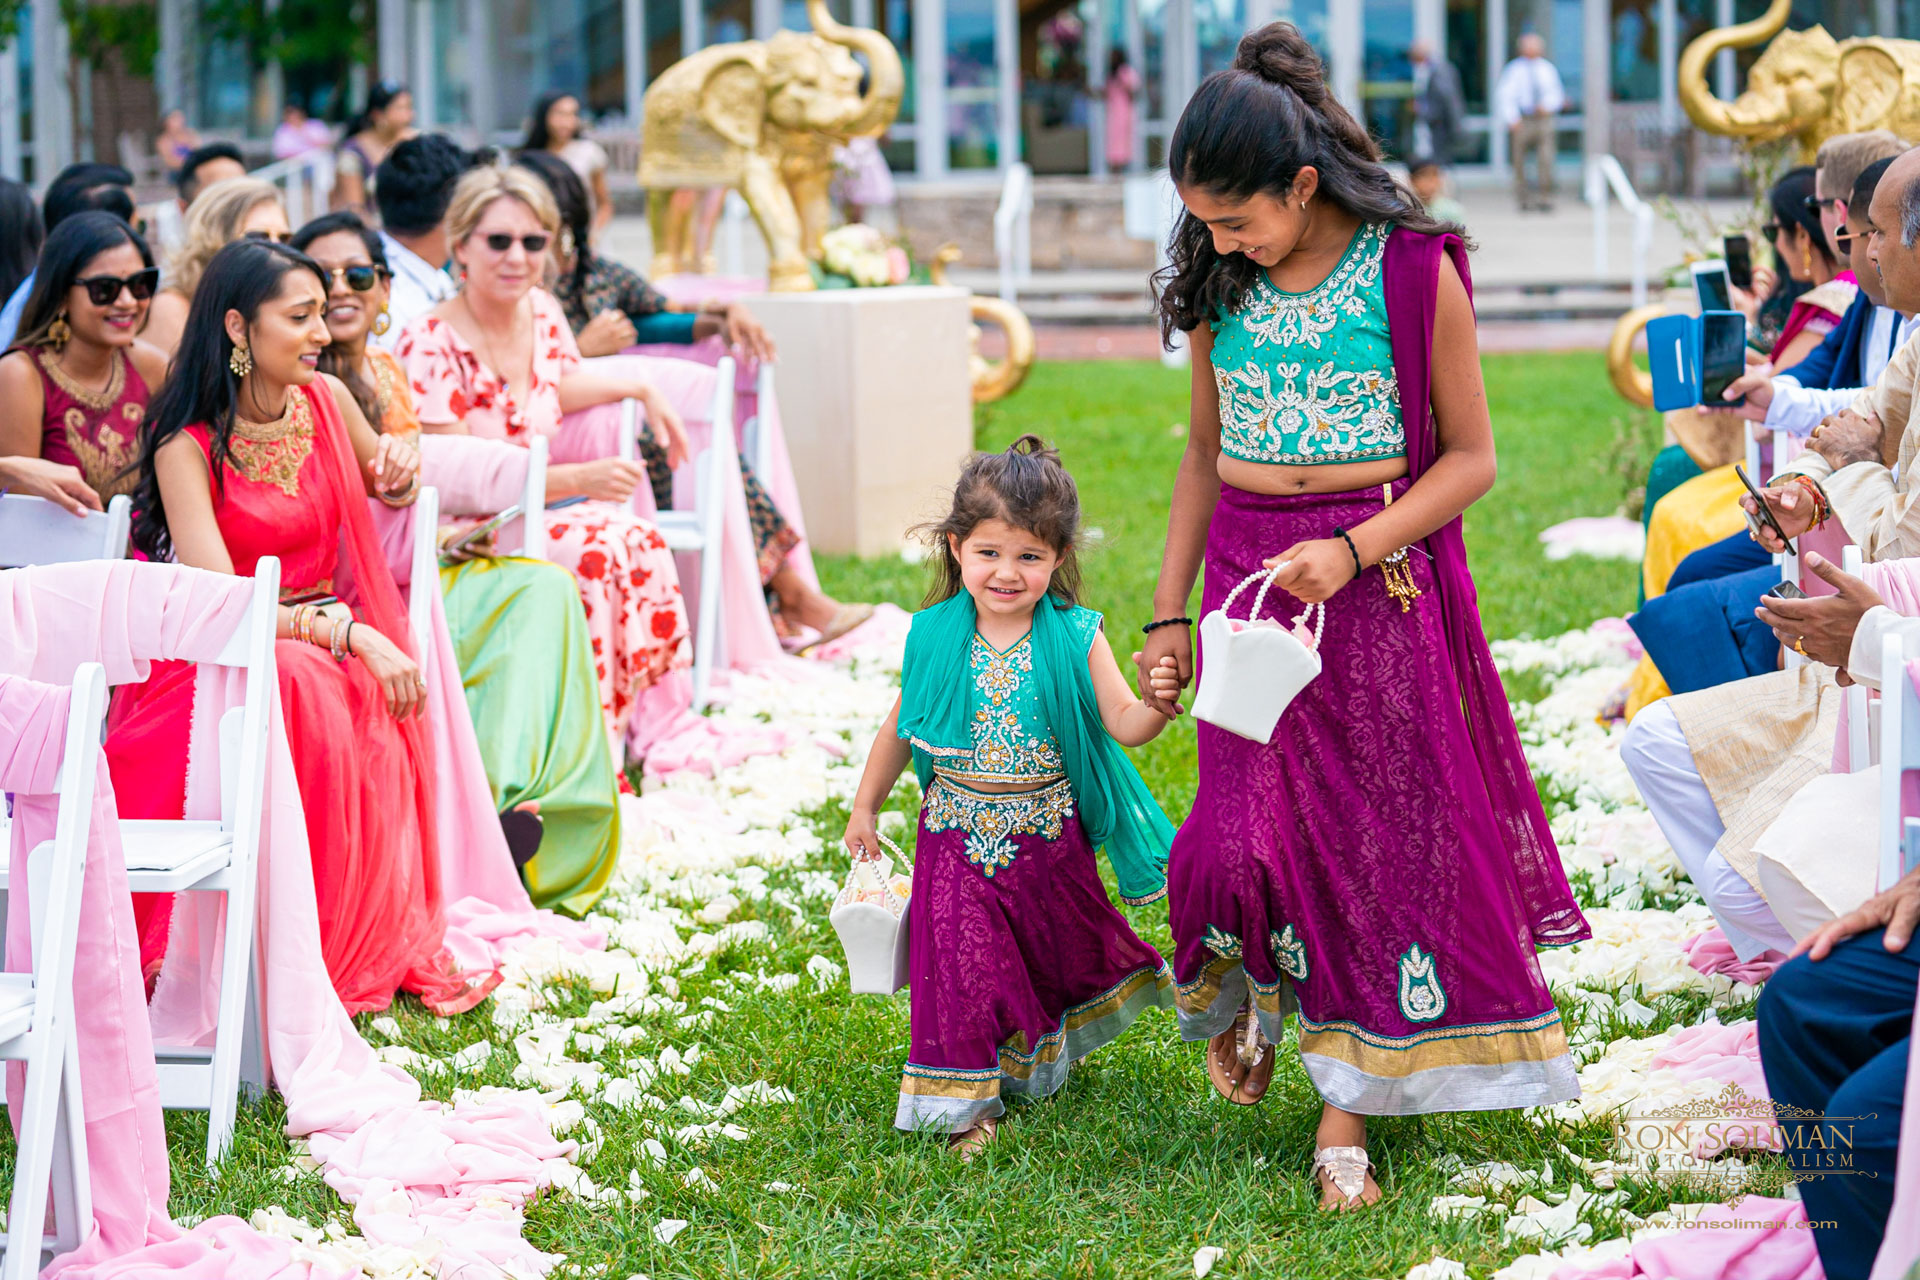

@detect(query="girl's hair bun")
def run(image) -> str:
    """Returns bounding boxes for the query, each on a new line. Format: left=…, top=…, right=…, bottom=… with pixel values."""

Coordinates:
left=1233, top=23, right=1329, bottom=107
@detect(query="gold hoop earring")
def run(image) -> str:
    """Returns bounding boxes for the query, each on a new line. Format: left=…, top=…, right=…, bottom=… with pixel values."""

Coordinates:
left=47, top=314, right=70, bottom=348
left=372, top=306, right=391, bottom=337
left=229, top=344, right=252, bottom=378
left=1803, top=247, right=1814, bottom=277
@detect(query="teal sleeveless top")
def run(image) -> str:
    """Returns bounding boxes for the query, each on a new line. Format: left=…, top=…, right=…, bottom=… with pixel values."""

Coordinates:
left=1209, top=221, right=1405, bottom=467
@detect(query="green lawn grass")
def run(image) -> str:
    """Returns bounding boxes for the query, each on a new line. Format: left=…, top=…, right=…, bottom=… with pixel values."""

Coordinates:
left=13, top=355, right=1706, bottom=1280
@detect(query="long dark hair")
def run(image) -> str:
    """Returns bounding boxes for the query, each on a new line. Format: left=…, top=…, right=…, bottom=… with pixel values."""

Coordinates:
left=917, top=434, right=1082, bottom=608
left=521, top=90, right=579, bottom=153
left=1154, top=23, right=1463, bottom=345
left=10, top=212, right=153, bottom=354
left=0, top=178, right=43, bottom=304
left=129, top=239, right=329, bottom=560
left=1770, top=165, right=1836, bottom=276
left=514, top=149, right=592, bottom=296
left=290, top=210, right=390, bottom=426
left=347, top=79, right=408, bottom=139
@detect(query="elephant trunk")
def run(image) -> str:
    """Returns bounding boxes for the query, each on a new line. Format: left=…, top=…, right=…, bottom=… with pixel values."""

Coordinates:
left=1678, top=0, right=1792, bottom=137
left=808, top=0, right=905, bottom=138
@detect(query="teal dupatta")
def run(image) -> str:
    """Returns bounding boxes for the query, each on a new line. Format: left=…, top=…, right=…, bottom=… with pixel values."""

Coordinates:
left=897, top=592, right=1173, bottom=905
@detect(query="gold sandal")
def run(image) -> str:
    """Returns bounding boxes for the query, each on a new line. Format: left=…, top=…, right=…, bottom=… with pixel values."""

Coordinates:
left=815, top=602, right=876, bottom=646
left=1312, top=1145, right=1379, bottom=1210
left=1205, top=1003, right=1274, bottom=1105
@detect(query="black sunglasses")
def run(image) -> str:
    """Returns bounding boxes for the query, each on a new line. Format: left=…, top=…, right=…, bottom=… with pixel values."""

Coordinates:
left=1760, top=222, right=1781, bottom=242
left=244, top=229, right=294, bottom=245
left=482, top=233, right=550, bottom=254
left=75, top=267, right=160, bottom=306
left=321, top=264, right=385, bottom=292
left=1802, top=195, right=1839, bottom=214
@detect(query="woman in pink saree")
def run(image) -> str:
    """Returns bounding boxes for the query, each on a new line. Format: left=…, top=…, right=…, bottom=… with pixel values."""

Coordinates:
left=107, top=237, right=488, bottom=1015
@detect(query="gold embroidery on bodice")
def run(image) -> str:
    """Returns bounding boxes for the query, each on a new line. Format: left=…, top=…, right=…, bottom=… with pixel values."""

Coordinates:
left=229, top=391, right=315, bottom=498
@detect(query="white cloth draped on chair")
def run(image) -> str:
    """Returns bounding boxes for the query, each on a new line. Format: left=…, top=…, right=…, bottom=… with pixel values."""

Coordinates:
left=0, top=562, right=580, bottom=1279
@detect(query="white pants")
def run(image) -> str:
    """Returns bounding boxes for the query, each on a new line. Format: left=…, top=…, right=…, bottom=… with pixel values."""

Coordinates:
left=1619, top=700, right=1797, bottom=961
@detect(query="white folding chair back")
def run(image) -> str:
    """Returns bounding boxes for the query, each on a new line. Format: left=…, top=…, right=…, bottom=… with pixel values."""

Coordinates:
left=519, top=435, right=549, bottom=561
left=741, top=362, right=777, bottom=485
left=621, top=357, right=735, bottom=709
left=0, top=664, right=106, bottom=1280
left=0, top=493, right=131, bottom=567
left=1880, top=633, right=1920, bottom=891
left=121, top=559, right=279, bottom=1168
left=1845, top=545, right=1873, bottom=771
left=407, top=487, right=440, bottom=686
left=1773, top=429, right=1799, bottom=591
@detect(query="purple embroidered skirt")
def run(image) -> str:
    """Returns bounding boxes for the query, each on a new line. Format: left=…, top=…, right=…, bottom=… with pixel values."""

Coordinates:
left=896, top=777, right=1172, bottom=1133
left=1168, top=481, right=1586, bottom=1115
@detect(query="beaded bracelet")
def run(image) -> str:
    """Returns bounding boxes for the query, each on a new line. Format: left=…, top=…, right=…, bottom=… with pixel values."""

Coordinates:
left=1331, top=527, right=1364, bottom=580
left=1141, top=616, right=1193, bottom=636
left=1788, top=474, right=1832, bottom=529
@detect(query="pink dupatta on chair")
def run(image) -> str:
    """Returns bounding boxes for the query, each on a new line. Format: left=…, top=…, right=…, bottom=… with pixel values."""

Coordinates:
left=0, top=562, right=578, bottom=1279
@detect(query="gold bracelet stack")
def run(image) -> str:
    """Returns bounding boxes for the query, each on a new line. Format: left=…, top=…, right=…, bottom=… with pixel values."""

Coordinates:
left=291, top=604, right=315, bottom=646
left=375, top=477, right=421, bottom=508
left=1377, top=483, right=1423, bottom=613
left=329, top=616, right=353, bottom=662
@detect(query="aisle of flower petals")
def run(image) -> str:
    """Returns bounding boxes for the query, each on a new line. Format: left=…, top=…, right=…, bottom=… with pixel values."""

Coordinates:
left=215, top=618, right=1824, bottom=1278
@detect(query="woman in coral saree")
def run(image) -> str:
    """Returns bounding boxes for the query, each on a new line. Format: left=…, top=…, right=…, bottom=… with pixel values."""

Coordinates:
left=107, top=237, right=488, bottom=1014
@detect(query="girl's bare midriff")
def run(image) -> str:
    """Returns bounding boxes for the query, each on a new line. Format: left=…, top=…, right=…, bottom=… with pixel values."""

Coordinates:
left=1218, top=454, right=1410, bottom=496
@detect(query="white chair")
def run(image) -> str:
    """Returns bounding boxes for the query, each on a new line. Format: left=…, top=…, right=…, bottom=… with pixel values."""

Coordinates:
left=1773, top=428, right=1800, bottom=590
left=0, top=493, right=131, bottom=567
left=407, top=486, right=440, bottom=686
left=0, top=664, right=106, bottom=1280
left=617, top=357, right=734, bottom=710
left=1845, top=544, right=1873, bottom=771
left=1879, top=632, right=1920, bottom=891
left=518, top=435, right=549, bottom=562
left=740, top=362, right=778, bottom=487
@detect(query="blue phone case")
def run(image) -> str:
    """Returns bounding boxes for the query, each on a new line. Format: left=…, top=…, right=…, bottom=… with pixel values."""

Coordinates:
left=1647, top=310, right=1745, bottom=412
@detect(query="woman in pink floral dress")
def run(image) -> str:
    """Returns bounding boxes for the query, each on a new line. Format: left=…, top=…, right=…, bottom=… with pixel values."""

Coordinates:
left=396, top=166, right=690, bottom=750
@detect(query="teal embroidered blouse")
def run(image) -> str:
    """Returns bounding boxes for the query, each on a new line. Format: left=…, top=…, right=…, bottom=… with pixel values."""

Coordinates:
left=1209, top=221, right=1405, bottom=467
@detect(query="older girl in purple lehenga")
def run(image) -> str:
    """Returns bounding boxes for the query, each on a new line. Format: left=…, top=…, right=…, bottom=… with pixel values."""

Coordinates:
left=844, top=437, right=1185, bottom=1158
left=1137, top=24, right=1590, bottom=1208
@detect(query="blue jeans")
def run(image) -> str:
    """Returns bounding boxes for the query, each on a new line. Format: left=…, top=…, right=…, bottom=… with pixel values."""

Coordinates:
left=1758, top=927, right=1917, bottom=1280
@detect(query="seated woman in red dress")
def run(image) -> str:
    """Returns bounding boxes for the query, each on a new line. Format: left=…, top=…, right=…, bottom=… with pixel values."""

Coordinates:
left=109, top=237, right=489, bottom=1015
left=0, top=210, right=169, bottom=500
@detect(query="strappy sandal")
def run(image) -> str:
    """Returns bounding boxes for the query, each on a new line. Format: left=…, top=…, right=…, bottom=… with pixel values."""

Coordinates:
left=1205, top=1002, right=1274, bottom=1105
left=950, top=1116, right=998, bottom=1162
left=1311, top=1145, right=1379, bottom=1211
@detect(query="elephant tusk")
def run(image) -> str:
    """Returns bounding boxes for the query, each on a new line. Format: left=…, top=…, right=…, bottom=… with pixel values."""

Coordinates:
left=1678, top=0, right=1792, bottom=137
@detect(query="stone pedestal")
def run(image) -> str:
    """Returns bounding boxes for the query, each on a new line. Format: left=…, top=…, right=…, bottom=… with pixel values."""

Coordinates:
left=751, top=286, right=974, bottom=558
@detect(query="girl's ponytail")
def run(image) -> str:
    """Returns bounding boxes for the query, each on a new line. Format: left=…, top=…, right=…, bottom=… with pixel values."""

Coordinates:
left=1232, top=26, right=1380, bottom=165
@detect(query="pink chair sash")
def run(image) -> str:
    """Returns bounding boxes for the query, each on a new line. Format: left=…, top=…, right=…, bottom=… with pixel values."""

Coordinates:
left=0, top=561, right=577, bottom=1279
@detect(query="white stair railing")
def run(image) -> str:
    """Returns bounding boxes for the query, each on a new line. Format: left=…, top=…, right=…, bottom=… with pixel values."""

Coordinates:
left=994, top=162, right=1033, bottom=303
left=1586, top=154, right=1653, bottom=309
left=249, top=149, right=336, bottom=230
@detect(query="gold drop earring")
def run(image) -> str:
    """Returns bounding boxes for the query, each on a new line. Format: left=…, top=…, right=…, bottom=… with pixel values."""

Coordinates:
left=229, top=343, right=252, bottom=377
left=47, top=313, right=71, bottom=348
left=372, top=306, right=392, bottom=337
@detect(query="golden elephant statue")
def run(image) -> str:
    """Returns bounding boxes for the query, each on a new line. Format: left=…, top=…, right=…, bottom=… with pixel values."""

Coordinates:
left=1680, top=0, right=1920, bottom=160
left=639, top=0, right=903, bottom=292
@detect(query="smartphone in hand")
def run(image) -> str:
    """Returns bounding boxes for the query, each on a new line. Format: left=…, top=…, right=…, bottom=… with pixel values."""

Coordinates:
left=1724, top=234, right=1752, bottom=291
left=1734, top=463, right=1796, bottom=557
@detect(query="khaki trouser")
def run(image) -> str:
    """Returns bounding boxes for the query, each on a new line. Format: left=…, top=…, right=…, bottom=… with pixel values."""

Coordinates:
left=1511, top=114, right=1556, bottom=207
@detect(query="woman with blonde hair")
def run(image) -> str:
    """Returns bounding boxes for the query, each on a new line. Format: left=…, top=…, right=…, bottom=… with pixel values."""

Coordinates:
left=396, top=165, right=692, bottom=756
left=143, top=176, right=291, bottom=355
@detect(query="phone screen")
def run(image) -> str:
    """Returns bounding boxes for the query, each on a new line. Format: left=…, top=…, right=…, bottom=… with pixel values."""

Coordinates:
left=1700, top=312, right=1746, bottom=406
left=1694, top=265, right=1733, bottom=313
left=1724, top=235, right=1752, bottom=291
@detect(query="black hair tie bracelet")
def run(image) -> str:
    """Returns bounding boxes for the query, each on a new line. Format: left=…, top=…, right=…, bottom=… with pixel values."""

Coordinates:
left=1332, top=528, right=1364, bottom=581
left=1142, top=616, right=1193, bottom=636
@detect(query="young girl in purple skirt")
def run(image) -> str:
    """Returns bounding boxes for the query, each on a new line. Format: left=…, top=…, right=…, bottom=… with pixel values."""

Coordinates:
left=1136, top=24, right=1591, bottom=1207
left=845, top=436, right=1185, bottom=1157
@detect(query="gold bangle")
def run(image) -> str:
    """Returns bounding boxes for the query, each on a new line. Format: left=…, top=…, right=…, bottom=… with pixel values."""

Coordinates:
left=376, top=477, right=420, bottom=508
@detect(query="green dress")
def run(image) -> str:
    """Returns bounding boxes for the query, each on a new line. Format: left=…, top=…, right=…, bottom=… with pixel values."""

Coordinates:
left=440, top=554, right=621, bottom=915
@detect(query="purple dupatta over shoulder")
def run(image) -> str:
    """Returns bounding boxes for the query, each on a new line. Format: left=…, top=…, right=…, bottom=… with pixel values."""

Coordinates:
left=1382, top=228, right=1585, bottom=945
left=1164, top=226, right=1590, bottom=1116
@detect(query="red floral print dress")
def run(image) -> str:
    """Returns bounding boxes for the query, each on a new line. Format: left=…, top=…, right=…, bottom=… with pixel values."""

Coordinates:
left=395, top=289, right=689, bottom=745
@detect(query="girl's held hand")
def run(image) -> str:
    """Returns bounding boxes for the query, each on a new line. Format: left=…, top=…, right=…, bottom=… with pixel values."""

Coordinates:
left=1135, top=652, right=1185, bottom=716
left=844, top=810, right=884, bottom=862
left=351, top=624, right=426, bottom=720
left=1264, top=539, right=1357, bottom=604
left=1135, top=624, right=1192, bottom=716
